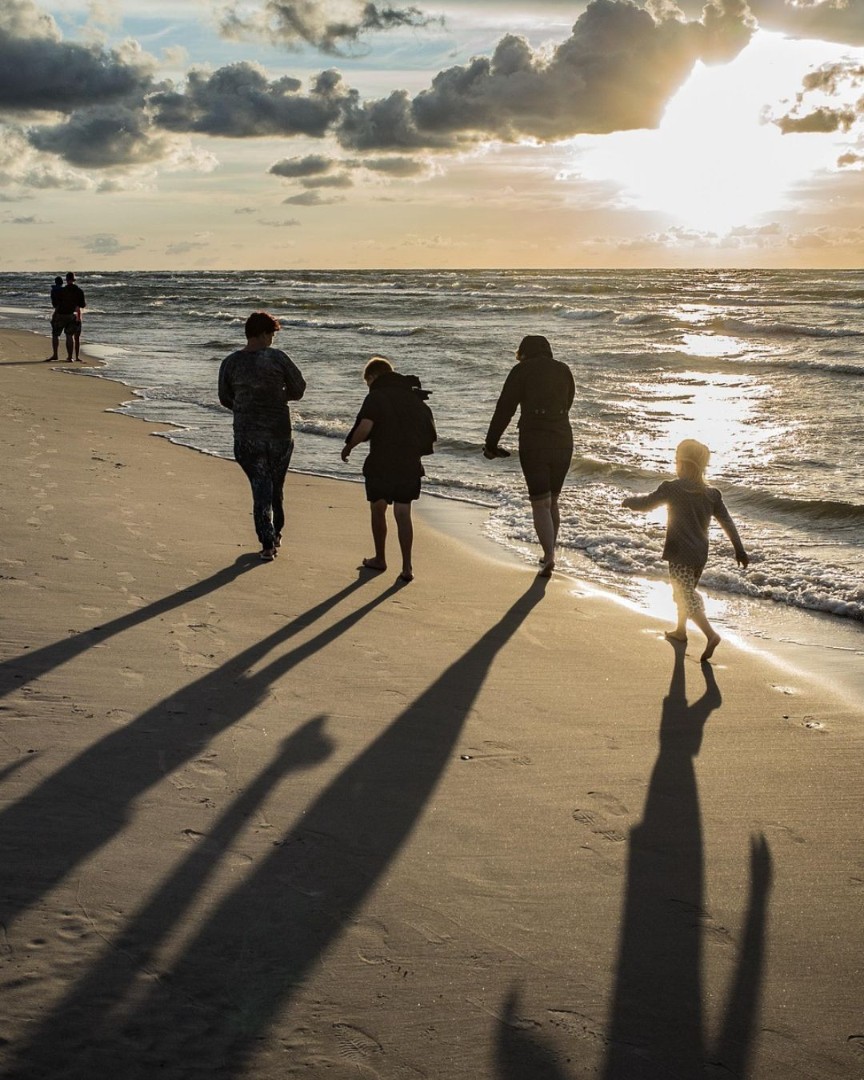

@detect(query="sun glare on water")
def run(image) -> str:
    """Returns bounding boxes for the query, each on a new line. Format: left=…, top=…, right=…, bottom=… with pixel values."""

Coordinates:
left=574, top=31, right=859, bottom=233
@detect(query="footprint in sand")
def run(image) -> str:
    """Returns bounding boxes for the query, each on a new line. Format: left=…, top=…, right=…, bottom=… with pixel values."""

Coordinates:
left=333, top=1022, right=384, bottom=1062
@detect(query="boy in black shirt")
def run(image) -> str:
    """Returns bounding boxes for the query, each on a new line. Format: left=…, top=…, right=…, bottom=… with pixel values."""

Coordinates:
left=342, top=356, right=436, bottom=582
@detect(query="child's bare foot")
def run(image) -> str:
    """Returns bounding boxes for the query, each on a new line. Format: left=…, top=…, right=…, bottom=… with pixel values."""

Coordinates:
left=665, top=630, right=687, bottom=643
left=362, top=557, right=386, bottom=571
left=700, top=633, right=721, bottom=662
left=538, top=557, right=555, bottom=578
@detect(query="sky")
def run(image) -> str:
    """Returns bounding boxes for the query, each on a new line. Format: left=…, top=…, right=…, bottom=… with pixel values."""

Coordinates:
left=2, top=0, right=864, bottom=270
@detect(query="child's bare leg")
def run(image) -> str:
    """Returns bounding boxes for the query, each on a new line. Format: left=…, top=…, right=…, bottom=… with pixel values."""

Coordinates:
left=695, top=610, right=721, bottom=661
left=393, top=501, right=414, bottom=580
left=363, top=499, right=388, bottom=570
left=667, top=572, right=688, bottom=641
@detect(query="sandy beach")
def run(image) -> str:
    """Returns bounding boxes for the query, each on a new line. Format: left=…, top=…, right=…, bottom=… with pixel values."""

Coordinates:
left=1, top=327, right=862, bottom=1079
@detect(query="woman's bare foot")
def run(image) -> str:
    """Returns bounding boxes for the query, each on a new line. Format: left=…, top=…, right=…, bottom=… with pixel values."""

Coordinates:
left=700, top=633, right=721, bottom=662
left=538, top=558, right=555, bottom=578
left=665, top=630, right=688, bottom=643
left=362, top=557, right=386, bottom=571
left=399, top=569, right=414, bottom=582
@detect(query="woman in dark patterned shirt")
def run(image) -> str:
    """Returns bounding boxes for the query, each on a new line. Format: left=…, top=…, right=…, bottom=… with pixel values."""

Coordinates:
left=623, top=439, right=749, bottom=662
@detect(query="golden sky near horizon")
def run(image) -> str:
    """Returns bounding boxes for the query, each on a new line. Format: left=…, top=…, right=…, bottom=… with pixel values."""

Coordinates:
left=2, top=0, right=864, bottom=270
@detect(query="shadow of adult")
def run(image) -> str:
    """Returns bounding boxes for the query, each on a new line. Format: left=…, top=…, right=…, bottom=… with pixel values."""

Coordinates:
left=601, top=643, right=773, bottom=1079
left=495, top=988, right=571, bottom=1080
left=0, top=555, right=260, bottom=701
left=0, top=579, right=548, bottom=1080
left=0, top=575, right=390, bottom=929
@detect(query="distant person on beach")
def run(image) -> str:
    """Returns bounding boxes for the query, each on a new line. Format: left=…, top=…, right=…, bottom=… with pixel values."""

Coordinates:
left=47, top=272, right=86, bottom=362
left=483, top=334, right=575, bottom=577
left=218, top=311, right=306, bottom=561
left=341, top=355, right=437, bottom=583
left=622, top=438, right=749, bottom=662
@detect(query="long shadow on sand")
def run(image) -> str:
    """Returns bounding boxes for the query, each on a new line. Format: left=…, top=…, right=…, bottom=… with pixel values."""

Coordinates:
left=0, top=574, right=388, bottom=929
left=0, top=555, right=260, bottom=701
left=0, top=578, right=548, bottom=1080
left=495, top=642, right=773, bottom=1079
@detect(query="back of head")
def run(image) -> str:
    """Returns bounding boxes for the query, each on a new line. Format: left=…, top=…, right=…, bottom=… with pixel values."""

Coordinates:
left=245, top=310, right=279, bottom=339
left=676, top=438, right=710, bottom=482
left=364, top=355, right=394, bottom=384
left=517, top=335, right=553, bottom=362
left=54, top=276, right=63, bottom=286
left=65, top=272, right=75, bottom=283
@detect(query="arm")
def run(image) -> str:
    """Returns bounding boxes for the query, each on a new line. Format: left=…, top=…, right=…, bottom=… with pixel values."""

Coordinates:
left=217, top=358, right=234, bottom=411
left=712, top=494, right=749, bottom=567
left=341, top=417, right=373, bottom=461
left=278, top=354, right=306, bottom=401
left=484, top=365, right=522, bottom=453
left=622, top=484, right=667, bottom=512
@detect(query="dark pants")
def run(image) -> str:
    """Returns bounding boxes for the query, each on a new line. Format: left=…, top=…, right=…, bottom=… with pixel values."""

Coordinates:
left=233, top=437, right=294, bottom=549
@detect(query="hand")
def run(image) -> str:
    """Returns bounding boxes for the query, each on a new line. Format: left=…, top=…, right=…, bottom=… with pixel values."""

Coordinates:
left=340, top=445, right=351, bottom=462
left=736, top=551, right=749, bottom=569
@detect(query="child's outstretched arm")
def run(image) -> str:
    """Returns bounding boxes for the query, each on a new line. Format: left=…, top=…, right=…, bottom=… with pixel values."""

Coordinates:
left=622, top=484, right=667, bottom=512
left=713, top=498, right=749, bottom=567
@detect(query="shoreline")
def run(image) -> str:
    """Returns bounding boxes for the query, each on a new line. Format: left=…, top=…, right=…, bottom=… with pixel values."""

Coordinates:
left=3, top=326, right=864, bottom=1078
left=18, top=325, right=864, bottom=707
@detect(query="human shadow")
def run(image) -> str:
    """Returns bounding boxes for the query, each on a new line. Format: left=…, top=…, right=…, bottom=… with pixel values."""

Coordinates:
left=0, top=579, right=548, bottom=1080
left=0, top=575, right=388, bottom=929
left=493, top=645, right=774, bottom=1080
left=601, top=643, right=773, bottom=1078
left=0, top=555, right=259, bottom=701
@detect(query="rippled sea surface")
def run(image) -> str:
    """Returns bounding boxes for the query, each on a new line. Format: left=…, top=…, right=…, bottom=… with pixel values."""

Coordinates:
left=2, top=267, right=862, bottom=623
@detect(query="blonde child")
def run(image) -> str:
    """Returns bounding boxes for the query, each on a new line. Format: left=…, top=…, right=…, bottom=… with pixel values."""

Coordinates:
left=622, top=439, right=749, bottom=662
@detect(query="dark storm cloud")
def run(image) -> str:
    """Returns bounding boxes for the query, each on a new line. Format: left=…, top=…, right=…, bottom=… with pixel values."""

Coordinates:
left=149, top=63, right=348, bottom=137
left=269, top=153, right=334, bottom=177
left=0, top=0, right=152, bottom=113
left=336, top=0, right=756, bottom=149
left=28, top=104, right=171, bottom=168
left=218, top=0, right=440, bottom=56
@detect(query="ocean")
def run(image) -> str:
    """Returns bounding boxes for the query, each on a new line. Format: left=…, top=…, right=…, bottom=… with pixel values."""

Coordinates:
left=2, top=268, right=862, bottom=693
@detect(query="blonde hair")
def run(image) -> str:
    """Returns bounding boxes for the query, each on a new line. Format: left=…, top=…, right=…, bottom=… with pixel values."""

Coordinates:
left=363, top=355, right=393, bottom=383
left=675, top=438, right=710, bottom=483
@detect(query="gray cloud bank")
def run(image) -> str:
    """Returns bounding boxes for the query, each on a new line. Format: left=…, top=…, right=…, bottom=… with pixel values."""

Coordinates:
left=3, top=0, right=864, bottom=185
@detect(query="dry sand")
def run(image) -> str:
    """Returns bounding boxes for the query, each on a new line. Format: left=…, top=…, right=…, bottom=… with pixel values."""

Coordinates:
left=1, top=328, right=862, bottom=1080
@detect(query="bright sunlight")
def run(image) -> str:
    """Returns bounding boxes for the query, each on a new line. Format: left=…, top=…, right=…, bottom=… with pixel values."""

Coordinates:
left=573, top=31, right=860, bottom=234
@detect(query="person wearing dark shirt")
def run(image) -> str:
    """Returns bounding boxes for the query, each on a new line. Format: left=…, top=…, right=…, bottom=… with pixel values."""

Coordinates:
left=48, top=272, right=86, bottom=362
left=483, top=334, right=575, bottom=577
left=341, top=355, right=437, bottom=583
left=218, top=311, right=306, bottom=561
left=623, top=438, right=749, bottom=662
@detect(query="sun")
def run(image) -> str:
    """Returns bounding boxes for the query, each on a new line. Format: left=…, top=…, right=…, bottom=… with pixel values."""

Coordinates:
left=572, top=30, right=861, bottom=234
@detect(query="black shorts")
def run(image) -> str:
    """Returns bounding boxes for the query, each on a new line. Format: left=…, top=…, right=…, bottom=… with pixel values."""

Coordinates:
left=519, top=444, right=572, bottom=498
left=51, top=312, right=80, bottom=337
left=365, top=474, right=422, bottom=504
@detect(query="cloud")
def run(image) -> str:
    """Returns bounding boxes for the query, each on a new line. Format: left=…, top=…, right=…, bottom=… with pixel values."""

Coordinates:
left=0, top=0, right=153, bottom=113
left=165, top=237, right=212, bottom=254
left=217, top=0, right=440, bottom=55
left=299, top=173, right=353, bottom=187
left=269, top=153, right=334, bottom=177
left=77, top=232, right=138, bottom=255
left=360, top=155, right=428, bottom=176
left=0, top=122, right=95, bottom=189
left=5, top=213, right=50, bottom=223
left=336, top=0, right=756, bottom=149
left=257, top=217, right=301, bottom=226
left=149, top=63, right=348, bottom=137
left=747, top=0, right=864, bottom=47
left=282, top=189, right=345, bottom=205
left=772, top=60, right=864, bottom=136
left=28, top=103, right=173, bottom=168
